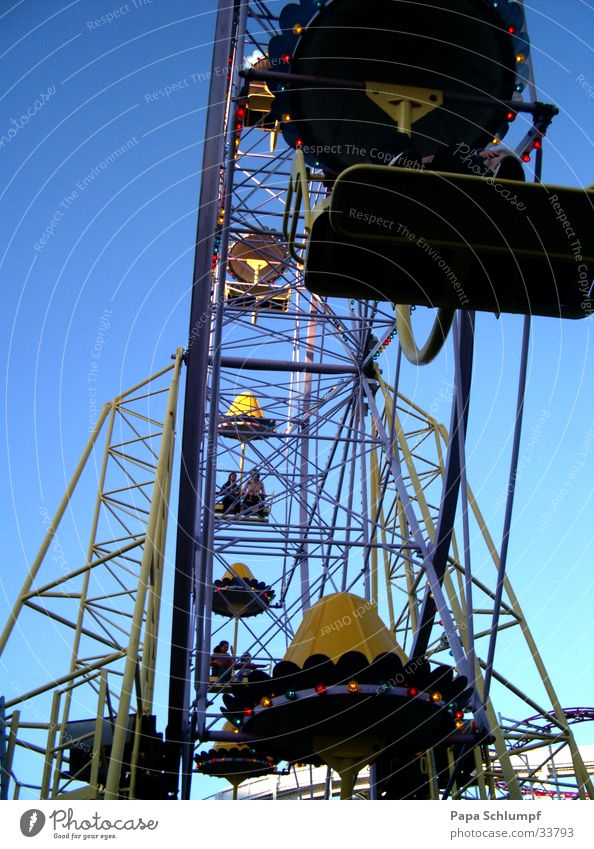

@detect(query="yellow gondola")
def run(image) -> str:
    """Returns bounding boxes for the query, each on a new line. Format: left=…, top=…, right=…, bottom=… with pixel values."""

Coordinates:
left=221, top=593, right=470, bottom=798
left=212, top=563, right=275, bottom=618
left=226, top=234, right=290, bottom=312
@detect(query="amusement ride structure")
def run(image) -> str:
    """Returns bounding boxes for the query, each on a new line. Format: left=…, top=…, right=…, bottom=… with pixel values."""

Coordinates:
left=1, top=0, right=593, bottom=801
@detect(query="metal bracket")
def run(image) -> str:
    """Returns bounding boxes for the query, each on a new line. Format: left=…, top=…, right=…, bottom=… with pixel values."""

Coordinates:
left=283, top=149, right=325, bottom=261
left=365, top=82, right=443, bottom=136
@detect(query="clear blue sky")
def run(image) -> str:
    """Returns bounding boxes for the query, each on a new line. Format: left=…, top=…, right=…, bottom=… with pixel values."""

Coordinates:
left=1, top=0, right=592, bottom=799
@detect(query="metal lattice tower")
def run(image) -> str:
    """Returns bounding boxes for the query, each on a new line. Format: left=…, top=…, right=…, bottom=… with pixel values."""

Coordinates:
left=166, top=0, right=592, bottom=801
left=2, top=0, right=592, bottom=804
left=1, top=354, right=182, bottom=800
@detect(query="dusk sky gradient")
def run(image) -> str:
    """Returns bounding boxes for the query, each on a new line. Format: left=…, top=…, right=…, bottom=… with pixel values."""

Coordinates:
left=1, top=0, right=592, bottom=799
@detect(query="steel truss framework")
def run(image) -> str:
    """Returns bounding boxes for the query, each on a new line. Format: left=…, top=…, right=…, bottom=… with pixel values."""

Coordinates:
left=1, top=0, right=591, bottom=804
left=0, top=354, right=182, bottom=800
left=171, top=0, right=592, bottom=800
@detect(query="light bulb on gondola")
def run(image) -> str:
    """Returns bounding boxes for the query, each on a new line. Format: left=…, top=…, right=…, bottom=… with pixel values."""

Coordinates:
left=431, top=691, right=442, bottom=703
left=261, top=696, right=272, bottom=707
left=285, top=689, right=297, bottom=700
left=408, top=686, right=419, bottom=697
left=315, top=683, right=326, bottom=694
left=347, top=680, right=359, bottom=693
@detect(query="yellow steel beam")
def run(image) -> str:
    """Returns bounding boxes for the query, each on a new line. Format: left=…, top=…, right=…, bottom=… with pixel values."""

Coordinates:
left=104, top=351, right=182, bottom=798
left=4, top=653, right=125, bottom=710
left=0, top=403, right=111, bottom=657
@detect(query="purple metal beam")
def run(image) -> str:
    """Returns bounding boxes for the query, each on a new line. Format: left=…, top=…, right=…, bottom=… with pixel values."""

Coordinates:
left=411, top=311, right=475, bottom=661
left=166, top=0, right=236, bottom=789
left=217, top=356, right=358, bottom=374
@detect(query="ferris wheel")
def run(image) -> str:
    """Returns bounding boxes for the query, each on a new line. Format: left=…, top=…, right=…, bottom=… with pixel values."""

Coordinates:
left=175, top=0, right=594, bottom=801
left=1, top=0, right=593, bottom=802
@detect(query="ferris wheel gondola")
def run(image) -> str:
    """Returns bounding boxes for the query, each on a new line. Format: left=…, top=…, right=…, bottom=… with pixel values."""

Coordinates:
left=212, top=563, right=275, bottom=618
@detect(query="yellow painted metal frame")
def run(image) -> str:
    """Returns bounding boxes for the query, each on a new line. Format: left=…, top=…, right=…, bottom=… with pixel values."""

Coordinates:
left=283, top=149, right=331, bottom=262
left=0, top=351, right=183, bottom=800
left=369, top=371, right=593, bottom=800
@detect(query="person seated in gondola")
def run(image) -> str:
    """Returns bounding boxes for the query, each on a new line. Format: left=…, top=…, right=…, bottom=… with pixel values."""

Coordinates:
left=218, top=472, right=241, bottom=514
left=428, top=144, right=526, bottom=181
left=389, top=143, right=525, bottom=181
left=210, top=640, right=235, bottom=682
left=242, top=471, right=266, bottom=516
left=234, top=651, right=265, bottom=683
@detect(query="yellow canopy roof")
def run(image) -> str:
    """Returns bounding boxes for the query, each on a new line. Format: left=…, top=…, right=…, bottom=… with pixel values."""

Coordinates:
left=225, top=392, right=264, bottom=419
left=213, top=721, right=248, bottom=753
left=222, top=562, right=255, bottom=582
left=284, top=592, right=408, bottom=666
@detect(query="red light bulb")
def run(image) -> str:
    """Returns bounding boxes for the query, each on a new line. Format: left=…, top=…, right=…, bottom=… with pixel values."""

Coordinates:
left=507, top=25, right=517, bottom=34
left=533, top=139, right=542, bottom=149
left=506, top=111, right=516, bottom=121
left=315, top=683, right=326, bottom=694
left=522, top=153, right=531, bottom=162
left=408, top=687, right=419, bottom=697
left=236, top=107, right=246, bottom=118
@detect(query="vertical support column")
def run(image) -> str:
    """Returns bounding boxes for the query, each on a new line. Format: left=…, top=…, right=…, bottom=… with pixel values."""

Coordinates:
left=89, top=671, right=108, bottom=795
left=40, top=691, right=61, bottom=799
left=297, top=301, right=318, bottom=611
left=189, top=1, right=249, bottom=805
left=4, top=710, right=19, bottom=800
left=141, top=353, right=182, bottom=710
left=0, top=697, right=7, bottom=801
left=166, top=0, right=238, bottom=771
left=105, top=358, right=182, bottom=799
left=473, top=744, right=488, bottom=800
